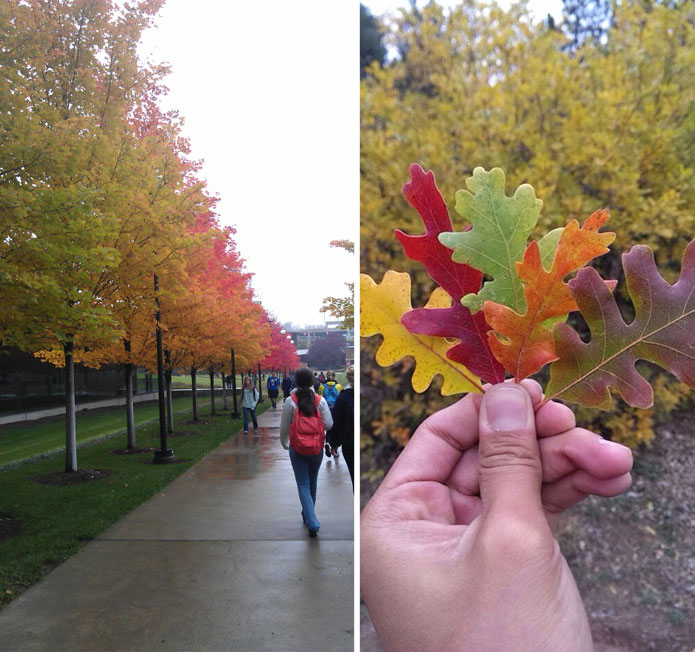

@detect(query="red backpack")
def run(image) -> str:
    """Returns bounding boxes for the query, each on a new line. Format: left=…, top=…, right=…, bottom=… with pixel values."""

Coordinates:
left=289, top=394, right=325, bottom=455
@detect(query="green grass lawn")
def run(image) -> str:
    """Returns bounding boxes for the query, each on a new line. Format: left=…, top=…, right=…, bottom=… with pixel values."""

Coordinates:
left=169, top=374, right=232, bottom=389
left=137, top=373, right=246, bottom=390
left=0, top=397, right=197, bottom=467
left=0, top=399, right=268, bottom=608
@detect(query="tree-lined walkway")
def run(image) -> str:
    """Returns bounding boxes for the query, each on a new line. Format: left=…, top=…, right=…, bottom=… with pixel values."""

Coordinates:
left=0, top=407, right=354, bottom=652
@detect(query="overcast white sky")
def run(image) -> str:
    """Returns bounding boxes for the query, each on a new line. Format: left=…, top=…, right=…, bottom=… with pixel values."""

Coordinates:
left=139, top=1, right=358, bottom=328
left=138, top=0, right=561, bottom=328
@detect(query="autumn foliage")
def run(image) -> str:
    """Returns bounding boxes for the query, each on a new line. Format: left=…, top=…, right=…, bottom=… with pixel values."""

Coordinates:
left=261, top=319, right=301, bottom=372
left=362, top=164, right=694, bottom=408
left=0, top=0, right=296, bottom=468
left=361, top=0, right=695, bottom=474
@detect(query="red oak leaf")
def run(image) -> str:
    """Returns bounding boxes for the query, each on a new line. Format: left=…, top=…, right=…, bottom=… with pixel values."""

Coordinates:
left=395, top=164, right=505, bottom=383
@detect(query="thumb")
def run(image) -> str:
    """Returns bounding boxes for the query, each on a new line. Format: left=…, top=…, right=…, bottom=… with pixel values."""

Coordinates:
left=478, top=383, right=543, bottom=521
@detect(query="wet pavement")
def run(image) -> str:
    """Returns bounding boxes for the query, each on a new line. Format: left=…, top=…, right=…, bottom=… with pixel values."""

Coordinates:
left=0, top=406, right=354, bottom=651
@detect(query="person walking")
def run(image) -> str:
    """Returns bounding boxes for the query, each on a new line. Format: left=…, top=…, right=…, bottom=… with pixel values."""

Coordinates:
left=280, top=367, right=333, bottom=537
left=266, top=371, right=281, bottom=408
left=241, top=376, right=259, bottom=434
left=318, top=371, right=343, bottom=459
left=281, top=373, right=292, bottom=401
left=318, top=371, right=342, bottom=409
left=328, top=365, right=354, bottom=488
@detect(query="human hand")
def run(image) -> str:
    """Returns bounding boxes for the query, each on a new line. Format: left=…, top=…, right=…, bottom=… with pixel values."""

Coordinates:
left=361, top=381, right=633, bottom=652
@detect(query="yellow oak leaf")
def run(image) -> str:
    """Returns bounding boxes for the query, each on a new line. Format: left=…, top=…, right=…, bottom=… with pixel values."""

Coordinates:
left=360, top=271, right=483, bottom=395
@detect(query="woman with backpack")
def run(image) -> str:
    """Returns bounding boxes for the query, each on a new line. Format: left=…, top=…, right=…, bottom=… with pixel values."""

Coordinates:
left=280, top=367, right=333, bottom=537
left=266, top=371, right=281, bottom=409
left=241, top=376, right=259, bottom=434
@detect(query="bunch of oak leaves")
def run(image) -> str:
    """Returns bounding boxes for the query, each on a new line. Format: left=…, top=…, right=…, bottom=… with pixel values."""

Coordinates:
left=361, top=164, right=695, bottom=410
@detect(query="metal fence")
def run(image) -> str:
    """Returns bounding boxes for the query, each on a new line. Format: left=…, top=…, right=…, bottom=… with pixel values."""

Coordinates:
left=0, top=347, right=150, bottom=415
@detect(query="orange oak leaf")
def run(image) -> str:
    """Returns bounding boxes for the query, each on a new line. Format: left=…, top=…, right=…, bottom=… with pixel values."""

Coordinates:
left=484, top=209, right=616, bottom=380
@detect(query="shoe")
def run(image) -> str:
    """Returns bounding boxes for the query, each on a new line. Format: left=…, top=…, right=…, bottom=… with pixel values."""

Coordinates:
left=243, top=430, right=248, bottom=434
left=324, top=443, right=331, bottom=458
left=308, top=529, right=319, bottom=538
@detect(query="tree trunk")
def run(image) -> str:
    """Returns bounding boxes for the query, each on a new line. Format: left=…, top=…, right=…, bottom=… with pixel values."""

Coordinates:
left=257, top=363, right=264, bottom=402
left=124, top=340, right=136, bottom=449
left=222, top=373, right=228, bottom=410
left=231, top=348, right=239, bottom=417
left=209, top=369, right=216, bottom=416
left=64, top=339, right=77, bottom=472
left=191, top=367, right=198, bottom=422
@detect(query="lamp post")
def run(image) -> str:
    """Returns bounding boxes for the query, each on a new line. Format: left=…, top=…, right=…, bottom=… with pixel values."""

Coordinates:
left=230, top=347, right=239, bottom=418
left=153, top=273, right=174, bottom=464
left=164, top=349, right=173, bottom=434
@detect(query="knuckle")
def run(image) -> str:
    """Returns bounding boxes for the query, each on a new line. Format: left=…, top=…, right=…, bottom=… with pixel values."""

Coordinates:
left=479, top=432, right=541, bottom=472
left=418, top=418, right=465, bottom=453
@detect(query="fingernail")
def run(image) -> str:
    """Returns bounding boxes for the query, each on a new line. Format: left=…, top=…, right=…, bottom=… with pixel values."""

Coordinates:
left=484, top=386, right=529, bottom=431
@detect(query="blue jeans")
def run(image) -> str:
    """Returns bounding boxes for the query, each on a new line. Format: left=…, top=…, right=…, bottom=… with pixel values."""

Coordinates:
left=289, top=448, right=323, bottom=532
left=243, top=407, right=258, bottom=432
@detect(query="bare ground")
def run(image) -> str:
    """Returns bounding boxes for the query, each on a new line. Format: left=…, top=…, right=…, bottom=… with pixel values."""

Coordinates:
left=556, top=412, right=695, bottom=651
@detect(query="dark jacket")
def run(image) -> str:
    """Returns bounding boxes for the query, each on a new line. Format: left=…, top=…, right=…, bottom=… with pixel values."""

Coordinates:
left=328, top=386, right=353, bottom=449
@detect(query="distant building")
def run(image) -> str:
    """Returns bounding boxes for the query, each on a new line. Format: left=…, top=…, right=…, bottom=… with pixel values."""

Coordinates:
left=286, top=323, right=354, bottom=368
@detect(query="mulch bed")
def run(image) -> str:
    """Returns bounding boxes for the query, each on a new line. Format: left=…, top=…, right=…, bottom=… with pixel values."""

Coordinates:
left=0, top=513, right=22, bottom=541
left=33, top=469, right=111, bottom=485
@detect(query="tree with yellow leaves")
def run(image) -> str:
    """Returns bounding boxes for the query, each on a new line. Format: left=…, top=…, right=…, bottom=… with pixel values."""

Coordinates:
left=361, top=0, right=695, bottom=477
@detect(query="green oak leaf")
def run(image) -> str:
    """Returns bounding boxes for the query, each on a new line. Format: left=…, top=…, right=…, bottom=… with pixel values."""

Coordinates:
left=439, top=167, right=543, bottom=314
left=539, top=227, right=564, bottom=271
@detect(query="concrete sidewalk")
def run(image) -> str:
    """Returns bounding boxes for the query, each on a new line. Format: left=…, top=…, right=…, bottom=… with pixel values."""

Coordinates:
left=0, top=406, right=354, bottom=652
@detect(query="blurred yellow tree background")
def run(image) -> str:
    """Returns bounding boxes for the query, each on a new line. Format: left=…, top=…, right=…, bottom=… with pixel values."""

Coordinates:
left=360, top=0, right=695, bottom=490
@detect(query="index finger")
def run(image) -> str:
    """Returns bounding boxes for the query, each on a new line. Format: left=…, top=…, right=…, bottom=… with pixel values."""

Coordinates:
left=381, top=392, right=480, bottom=489
left=381, top=379, right=544, bottom=490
